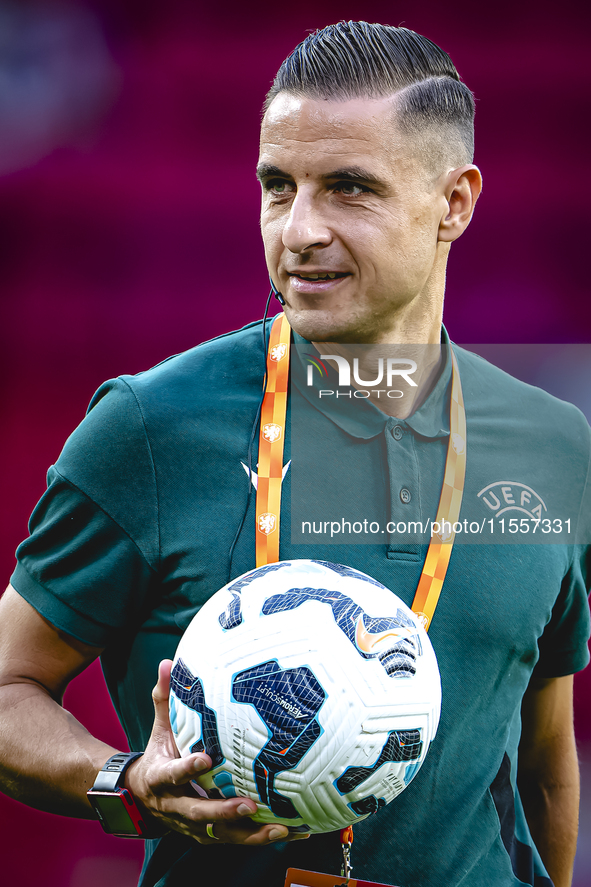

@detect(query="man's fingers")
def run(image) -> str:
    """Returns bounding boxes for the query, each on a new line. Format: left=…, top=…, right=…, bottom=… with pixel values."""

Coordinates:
left=195, top=819, right=311, bottom=846
left=142, top=659, right=307, bottom=848
left=156, top=793, right=258, bottom=824
left=196, top=820, right=295, bottom=846
left=164, top=752, right=212, bottom=786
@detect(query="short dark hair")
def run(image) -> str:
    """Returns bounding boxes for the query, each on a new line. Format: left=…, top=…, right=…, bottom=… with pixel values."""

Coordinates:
left=265, top=21, right=475, bottom=165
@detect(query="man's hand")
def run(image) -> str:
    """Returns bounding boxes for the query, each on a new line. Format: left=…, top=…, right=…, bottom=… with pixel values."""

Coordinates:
left=0, top=587, right=308, bottom=844
left=125, top=659, right=309, bottom=844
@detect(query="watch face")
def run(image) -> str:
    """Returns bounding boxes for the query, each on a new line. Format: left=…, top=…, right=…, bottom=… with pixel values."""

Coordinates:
left=88, top=790, right=140, bottom=835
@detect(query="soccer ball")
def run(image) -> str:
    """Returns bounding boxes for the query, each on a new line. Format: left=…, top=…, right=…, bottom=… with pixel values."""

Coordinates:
left=169, top=559, right=441, bottom=834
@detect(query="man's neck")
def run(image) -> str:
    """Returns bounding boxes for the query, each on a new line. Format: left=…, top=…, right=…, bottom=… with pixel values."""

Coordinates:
left=311, top=309, right=444, bottom=418
left=310, top=341, right=442, bottom=417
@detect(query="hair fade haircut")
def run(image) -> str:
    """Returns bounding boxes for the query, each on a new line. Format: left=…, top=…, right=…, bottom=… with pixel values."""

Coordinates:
left=265, top=21, right=475, bottom=164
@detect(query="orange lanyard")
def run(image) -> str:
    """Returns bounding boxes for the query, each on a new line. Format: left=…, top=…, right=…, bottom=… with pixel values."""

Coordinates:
left=255, top=313, right=291, bottom=567
left=255, top=313, right=467, bottom=631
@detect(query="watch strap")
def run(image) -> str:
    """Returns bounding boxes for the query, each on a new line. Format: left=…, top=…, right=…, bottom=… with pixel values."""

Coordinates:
left=88, top=751, right=167, bottom=838
left=90, top=751, right=144, bottom=793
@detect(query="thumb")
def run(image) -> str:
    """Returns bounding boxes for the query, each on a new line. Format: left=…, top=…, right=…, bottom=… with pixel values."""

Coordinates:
left=148, top=658, right=212, bottom=782
left=152, top=658, right=173, bottom=704
left=152, top=659, right=173, bottom=716
left=149, top=659, right=177, bottom=750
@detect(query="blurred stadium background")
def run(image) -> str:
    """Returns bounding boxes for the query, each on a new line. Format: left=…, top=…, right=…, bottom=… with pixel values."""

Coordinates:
left=0, top=1, right=589, bottom=884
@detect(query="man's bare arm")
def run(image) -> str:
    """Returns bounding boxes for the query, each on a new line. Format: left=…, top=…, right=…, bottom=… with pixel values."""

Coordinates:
left=518, top=673, right=580, bottom=887
left=0, top=584, right=113, bottom=815
left=0, top=585, right=306, bottom=844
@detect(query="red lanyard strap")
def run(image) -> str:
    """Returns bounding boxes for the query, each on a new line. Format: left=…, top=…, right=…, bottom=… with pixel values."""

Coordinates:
left=255, top=314, right=467, bottom=631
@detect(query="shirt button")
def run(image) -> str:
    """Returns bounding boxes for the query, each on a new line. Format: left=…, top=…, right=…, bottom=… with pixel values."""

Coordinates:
left=392, top=425, right=403, bottom=440
left=400, top=488, right=411, bottom=504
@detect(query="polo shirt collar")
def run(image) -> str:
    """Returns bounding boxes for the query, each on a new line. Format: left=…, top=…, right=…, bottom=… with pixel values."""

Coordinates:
left=291, top=327, right=453, bottom=441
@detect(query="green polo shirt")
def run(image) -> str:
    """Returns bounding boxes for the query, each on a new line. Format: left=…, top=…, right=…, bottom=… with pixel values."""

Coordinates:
left=289, top=331, right=591, bottom=549
left=11, top=319, right=591, bottom=887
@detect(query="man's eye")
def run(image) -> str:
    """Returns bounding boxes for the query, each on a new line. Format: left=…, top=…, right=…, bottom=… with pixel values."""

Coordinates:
left=334, top=181, right=367, bottom=197
left=266, top=180, right=294, bottom=195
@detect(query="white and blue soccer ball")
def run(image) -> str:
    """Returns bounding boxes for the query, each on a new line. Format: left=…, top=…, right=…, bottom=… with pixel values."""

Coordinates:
left=169, top=559, right=441, bottom=834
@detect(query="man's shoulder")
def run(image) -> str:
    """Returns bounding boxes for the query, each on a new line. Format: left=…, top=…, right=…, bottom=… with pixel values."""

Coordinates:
left=127, top=318, right=266, bottom=390
left=88, top=318, right=268, bottom=416
left=146, top=318, right=267, bottom=374
left=454, top=343, right=590, bottom=430
left=54, top=319, right=269, bottom=504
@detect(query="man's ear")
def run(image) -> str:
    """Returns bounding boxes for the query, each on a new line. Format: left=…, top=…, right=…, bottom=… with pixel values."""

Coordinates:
left=438, top=165, right=482, bottom=243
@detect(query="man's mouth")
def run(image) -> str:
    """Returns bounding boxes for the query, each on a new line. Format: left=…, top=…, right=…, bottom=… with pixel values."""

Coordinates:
left=285, top=270, right=351, bottom=295
left=289, top=271, right=349, bottom=281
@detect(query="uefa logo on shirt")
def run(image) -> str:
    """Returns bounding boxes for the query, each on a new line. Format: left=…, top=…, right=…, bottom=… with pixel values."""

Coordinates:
left=477, top=482, right=546, bottom=520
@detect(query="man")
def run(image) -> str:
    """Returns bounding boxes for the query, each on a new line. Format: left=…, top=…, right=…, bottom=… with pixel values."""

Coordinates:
left=0, top=21, right=588, bottom=887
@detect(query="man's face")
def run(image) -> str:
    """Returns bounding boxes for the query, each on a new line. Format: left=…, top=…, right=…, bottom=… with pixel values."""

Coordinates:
left=258, top=93, right=452, bottom=344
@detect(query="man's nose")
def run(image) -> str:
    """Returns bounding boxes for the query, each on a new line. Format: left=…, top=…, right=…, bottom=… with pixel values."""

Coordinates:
left=282, top=190, right=332, bottom=254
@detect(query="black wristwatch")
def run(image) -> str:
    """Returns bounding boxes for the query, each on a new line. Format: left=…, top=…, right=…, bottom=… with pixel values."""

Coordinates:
left=87, top=751, right=152, bottom=837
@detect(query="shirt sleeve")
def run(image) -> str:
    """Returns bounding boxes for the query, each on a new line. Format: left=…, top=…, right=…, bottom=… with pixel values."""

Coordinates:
left=534, top=544, right=591, bottom=678
left=10, top=378, right=160, bottom=647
